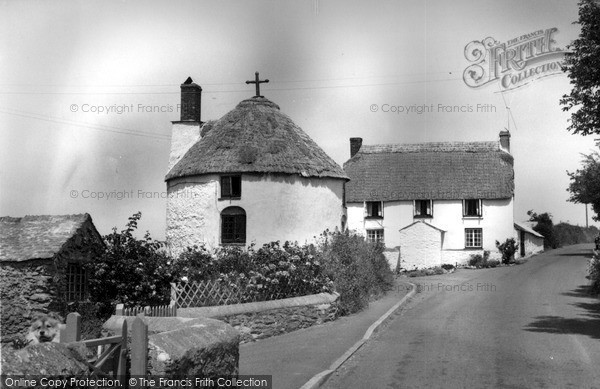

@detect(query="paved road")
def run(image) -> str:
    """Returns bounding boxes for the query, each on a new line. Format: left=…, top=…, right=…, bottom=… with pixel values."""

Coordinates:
left=324, top=244, right=600, bottom=389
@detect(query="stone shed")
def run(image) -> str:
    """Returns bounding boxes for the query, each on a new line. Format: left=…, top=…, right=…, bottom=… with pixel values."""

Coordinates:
left=0, top=214, right=104, bottom=344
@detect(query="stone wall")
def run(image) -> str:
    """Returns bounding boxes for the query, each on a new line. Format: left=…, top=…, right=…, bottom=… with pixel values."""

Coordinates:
left=217, top=301, right=339, bottom=343
left=103, top=316, right=239, bottom=376
left=0, top=260, right=59, bottom=345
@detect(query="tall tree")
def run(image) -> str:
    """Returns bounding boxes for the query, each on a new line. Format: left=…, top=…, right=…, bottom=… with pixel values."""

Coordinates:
left=560, top=0, right=600, bottom=136
left=567, top=152, right=600, bottom=220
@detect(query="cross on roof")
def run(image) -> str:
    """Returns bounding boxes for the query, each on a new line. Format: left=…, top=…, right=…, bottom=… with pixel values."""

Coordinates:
left=245, top=71, right=269, bottom=97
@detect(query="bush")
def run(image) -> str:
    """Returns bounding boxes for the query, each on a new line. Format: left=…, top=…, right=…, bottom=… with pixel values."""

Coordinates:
left=317, top=231, right=394, bottom=315
left=588, top=251, right=600, bottom=295
left=174, top=241, right=333, bottom=303
left=496, top=238, right=518, bottom=264
left=441, top=264, right=455, bottom=271
left=468, top=251, right=490, bottom=268
left=84, top=212, right=175, bottom=314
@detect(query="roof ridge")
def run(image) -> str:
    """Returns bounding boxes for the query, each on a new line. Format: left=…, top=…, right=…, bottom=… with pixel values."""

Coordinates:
left=359, top=141, right=500, bottom=154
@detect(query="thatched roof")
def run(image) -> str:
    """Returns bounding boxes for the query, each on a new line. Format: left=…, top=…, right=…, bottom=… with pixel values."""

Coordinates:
left=344, top=141, right=514, bottom=202
left=166, top=97, right=348, bottom=181
left=0, top=214, right=101, bottom=262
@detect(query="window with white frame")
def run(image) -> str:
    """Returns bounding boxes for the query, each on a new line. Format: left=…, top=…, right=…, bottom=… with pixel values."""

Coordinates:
left=367, top=229, right=384, bottom=243
left=365, top=201, right=383, bottom=218
left=465, top=228, right=483, bottom=248
left=463, top=199, right=482, bottom=217
left=414, top=199, right=433, bottom=218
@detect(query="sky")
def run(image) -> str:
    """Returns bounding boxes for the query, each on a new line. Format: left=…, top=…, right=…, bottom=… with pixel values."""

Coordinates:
left=1, top=0, right=597, bottom=240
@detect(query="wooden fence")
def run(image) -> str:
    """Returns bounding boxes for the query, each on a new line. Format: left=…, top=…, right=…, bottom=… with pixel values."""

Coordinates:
left=60, top=312, right=147, bottom=385
left=115, top=303, right=177, bottom=317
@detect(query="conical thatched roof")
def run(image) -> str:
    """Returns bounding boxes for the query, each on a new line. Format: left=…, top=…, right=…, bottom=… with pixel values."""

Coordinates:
left=166, top=97, right=348, bottom=181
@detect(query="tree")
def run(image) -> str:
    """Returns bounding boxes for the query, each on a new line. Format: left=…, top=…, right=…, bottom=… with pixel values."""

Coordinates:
left=560, top=0, right=600, bottom=136
left=85, top=212, right=174, bottom=317
left=527, top=210, right=559, bottom=249
left=567, top=152, right=600, bottom=220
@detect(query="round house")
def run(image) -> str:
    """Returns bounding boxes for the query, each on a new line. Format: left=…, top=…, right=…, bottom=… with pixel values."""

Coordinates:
left=165, top=78, right=348, bottom=257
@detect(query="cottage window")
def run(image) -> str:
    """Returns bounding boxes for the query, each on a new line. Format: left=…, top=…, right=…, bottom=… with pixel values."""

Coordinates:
left=465, top=228, right=483, bottom=248
left=66, top=263, right=87, bottom=302
left=365, top=201, right=383, bottom=218
left=414, top=200, right=433, bottom=218
left=221, top=206, right=246, bottom=244
left=367, top=229, right=384, bottom=243
left=220, top=175, right=241, bottom=198
left=463, top=199, right=482, bottom=217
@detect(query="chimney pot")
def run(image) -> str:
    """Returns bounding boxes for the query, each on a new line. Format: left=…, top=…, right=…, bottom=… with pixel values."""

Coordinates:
left=350, top=137, right=363, bottom=158
left=499, top=130, right=510, bottom=154
left=180, top=77, right=202, bottom=122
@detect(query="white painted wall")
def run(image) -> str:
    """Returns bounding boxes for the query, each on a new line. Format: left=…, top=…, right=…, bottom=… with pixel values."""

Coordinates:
left=166, top=173, right=345, bottom=258
left=168, top=122, right=200, bottom=172
left=516, top=230, right=544, bottom=258
left=347, top=197, right=515, bottom=264
left=398, top=222, right=443, bottom=270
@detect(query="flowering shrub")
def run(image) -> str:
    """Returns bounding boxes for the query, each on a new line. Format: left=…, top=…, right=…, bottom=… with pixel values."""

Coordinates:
left=174, top=241, right=333, bottom=303
left=496, top=238, right=518, bottom=264
left=85, top=212, right=174, bottom=319
left=588, top=251, right=600, bottom=295
left=317, top=230, right=394, bottom=315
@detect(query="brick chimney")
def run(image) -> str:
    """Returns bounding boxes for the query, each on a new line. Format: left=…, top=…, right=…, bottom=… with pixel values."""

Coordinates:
left=350, top=137, right=363, bottom=158
left=180, top=77, right=202, bottom=122
left=169, top=77, right=202, bottom=172
left=499, top=130, right=510, bottom=154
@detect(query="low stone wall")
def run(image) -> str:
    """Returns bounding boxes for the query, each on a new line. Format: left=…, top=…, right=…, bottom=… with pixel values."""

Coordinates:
left=1, top=342, right=90, bottom=377
left=103, top=316, right=239, bottom=376
left=218, top=300, right=339, bottom=343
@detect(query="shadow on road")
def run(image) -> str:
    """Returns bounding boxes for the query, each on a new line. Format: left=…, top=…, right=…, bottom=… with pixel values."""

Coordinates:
left=525, top=285, right=600, bottom=340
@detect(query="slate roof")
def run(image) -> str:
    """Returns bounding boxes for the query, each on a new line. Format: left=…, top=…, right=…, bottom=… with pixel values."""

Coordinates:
left=344, top=141, right=514, bottom=202
left=514, top=221, right=544, bottom=238
left=166, top=97, right=348, bottom=181
left=0, top=214, right=100, bottom=262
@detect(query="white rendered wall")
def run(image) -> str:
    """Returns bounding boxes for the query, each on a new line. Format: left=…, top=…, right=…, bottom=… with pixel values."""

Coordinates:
left=398, top=222, right=443, bottom=270
left=168, top=122, right=200, bottom=172
left=347, top=198, right=515, bottom=264
left=167, top=174, right=345, bottom=258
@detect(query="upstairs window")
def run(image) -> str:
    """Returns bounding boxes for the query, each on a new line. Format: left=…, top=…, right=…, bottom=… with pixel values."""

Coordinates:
left=414, top=199, right=433, bottom=218
left=463, top=199, right=482, bottom=217
left=465, top=228, right=483, bottom=248
left=365, top=201, right=383, bottom=218
left=220, top=175, right=241, bottom=198
left=221, top=206, right=246, bottom=244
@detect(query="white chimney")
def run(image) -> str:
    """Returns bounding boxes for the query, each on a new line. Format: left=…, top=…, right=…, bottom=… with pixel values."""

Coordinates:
left=499, top=130, right=510, bottom=154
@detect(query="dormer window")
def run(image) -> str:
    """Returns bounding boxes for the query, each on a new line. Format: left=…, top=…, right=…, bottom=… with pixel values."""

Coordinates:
left=463, top=199, right=482, bottom=217
left=365, top=201, right=383, bottom=219
left=414, top=200, right=433, bottom=218
left=220, top=175, right=241, bottom=199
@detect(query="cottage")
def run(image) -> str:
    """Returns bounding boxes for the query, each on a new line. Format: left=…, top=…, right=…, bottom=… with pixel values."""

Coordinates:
left=0, top=214, right=104, bottom=344
left=343, top=131, right=515, bottom=269
left=165, top=76, right=348, bottom=257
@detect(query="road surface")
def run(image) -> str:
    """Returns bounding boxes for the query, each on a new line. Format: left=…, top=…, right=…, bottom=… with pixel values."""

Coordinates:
left=324, top=244, right=600, bottom=388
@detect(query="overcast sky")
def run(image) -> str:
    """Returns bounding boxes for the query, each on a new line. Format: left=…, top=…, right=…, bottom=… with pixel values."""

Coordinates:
left=1, top=0, right=597, bottom=239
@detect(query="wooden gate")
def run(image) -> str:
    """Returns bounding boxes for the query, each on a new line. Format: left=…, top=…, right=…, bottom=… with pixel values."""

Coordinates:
left=60, top=312, right=148, bottom=386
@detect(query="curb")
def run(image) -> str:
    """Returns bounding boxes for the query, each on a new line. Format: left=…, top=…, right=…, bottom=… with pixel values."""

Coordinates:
left=299, top=282, right=417, bottom=389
